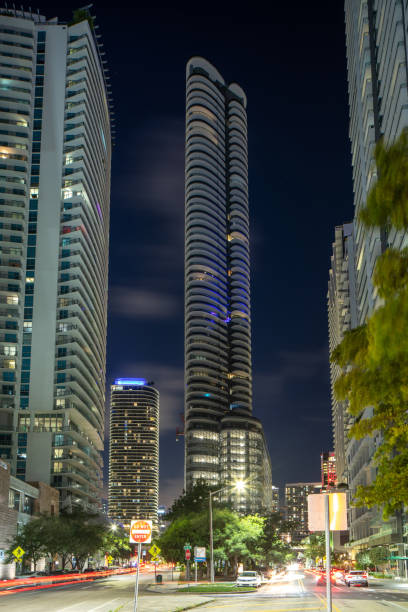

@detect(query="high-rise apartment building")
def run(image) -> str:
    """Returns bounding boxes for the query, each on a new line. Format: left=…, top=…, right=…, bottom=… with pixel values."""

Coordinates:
left=271, top=485, right=279, bottom=514
left=328, top=223, right=357, bottom=485
left=320, top=451, right=337, bottom=491
left=0, top=8, right=111, bottom=511
left=284, top=482, right=321, bottom=544
left=108, top=379, right=159, bottom=527
left=184, top=57, right=272, bottom=514
left=342, top=0, right=408, bottom=556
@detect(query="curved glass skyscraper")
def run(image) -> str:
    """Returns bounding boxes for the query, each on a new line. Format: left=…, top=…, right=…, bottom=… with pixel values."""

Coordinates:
left=184, top=57, right=271, bottom=513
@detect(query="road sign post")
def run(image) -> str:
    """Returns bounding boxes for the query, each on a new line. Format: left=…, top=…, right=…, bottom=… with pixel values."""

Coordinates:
left=129, top=520, right=152, bottom=612
left=308, top=493, right=347, bottom=612
left=324, top=494, right=332, bottom=612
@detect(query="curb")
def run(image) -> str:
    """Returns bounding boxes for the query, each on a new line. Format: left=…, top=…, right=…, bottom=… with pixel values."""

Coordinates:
left=172, top=600, right=216, bottom=612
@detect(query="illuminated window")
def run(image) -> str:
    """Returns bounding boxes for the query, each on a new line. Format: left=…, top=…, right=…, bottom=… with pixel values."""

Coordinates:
left=63, top=188, right=72, bottom=200
left=4, top=346, right=16, bottom=356
left=4, top=359, right=15, bottom=369
left=6, top=295, right=18, bottom=305
left=30, top=188, right=39, bottom=199
left=54, top=448, right=63, bottom=458
left=53, top=462, right=63, bottom=473
left=23, top=321, right=32, bottom=333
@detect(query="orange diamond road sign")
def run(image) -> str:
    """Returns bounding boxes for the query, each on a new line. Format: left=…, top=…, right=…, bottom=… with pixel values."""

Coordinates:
left=129, top=519, right=153, bottom=544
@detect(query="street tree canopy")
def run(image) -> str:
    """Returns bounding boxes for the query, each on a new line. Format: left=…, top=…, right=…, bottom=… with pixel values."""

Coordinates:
left=331, top=128, right=408, bottom=517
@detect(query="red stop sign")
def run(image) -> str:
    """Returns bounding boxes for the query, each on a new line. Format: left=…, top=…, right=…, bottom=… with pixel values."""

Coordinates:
left=185, top=549, right=191, bottom=560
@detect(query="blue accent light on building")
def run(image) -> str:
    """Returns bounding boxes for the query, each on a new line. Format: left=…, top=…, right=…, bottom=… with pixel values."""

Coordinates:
left=114, top=378, right=146, bottom=386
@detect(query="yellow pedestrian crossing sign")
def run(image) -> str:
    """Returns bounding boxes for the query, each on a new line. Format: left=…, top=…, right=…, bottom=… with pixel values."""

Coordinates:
left=107, top=555, right=113, bottom=564
left=149, top=544, right=161, bottom=557
left=12, top=546, right=25, bottom=561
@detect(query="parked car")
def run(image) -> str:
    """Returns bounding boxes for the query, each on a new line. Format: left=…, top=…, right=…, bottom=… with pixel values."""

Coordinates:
left=344, top=570, right=368, bottom=587
left=236, top=571, right=262, bottom=587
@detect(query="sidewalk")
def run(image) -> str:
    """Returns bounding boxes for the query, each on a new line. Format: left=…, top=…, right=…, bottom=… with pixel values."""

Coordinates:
left=120, top=576, right=215, bottom=612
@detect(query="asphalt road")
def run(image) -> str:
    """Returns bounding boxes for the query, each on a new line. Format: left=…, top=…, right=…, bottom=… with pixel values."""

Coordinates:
left=0, top=569, right=182, bottom=612
left=200, top=569, right=408, bottom=611
left=3, top=568, right=408, bottom=611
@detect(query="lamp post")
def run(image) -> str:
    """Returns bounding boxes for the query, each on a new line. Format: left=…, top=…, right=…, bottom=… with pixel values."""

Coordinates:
left=209, top=480, right=246, bottom=583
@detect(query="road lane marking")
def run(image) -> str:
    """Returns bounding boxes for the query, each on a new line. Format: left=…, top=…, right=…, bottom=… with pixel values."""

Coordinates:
left=313, top=591, right=342, bottom=612
left=56, top=602, right=87, bottom=612
left=244, top=608, right=324, bottom=611
left=382, top=602, right=408, bottom=610
left=87, top=599, right=122, bottom=612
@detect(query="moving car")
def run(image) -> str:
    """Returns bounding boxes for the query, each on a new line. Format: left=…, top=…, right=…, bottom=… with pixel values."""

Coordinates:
left=236, top=571, right=262, bottom=587
left=344, top=570, right=368, bottom=587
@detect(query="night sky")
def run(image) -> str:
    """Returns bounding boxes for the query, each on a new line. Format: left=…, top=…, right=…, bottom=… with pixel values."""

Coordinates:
left=39, top=1, right=354, bottom=506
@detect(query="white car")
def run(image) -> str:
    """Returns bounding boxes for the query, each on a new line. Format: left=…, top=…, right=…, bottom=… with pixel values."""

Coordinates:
left=344, top=570, right=368, bottom=587
left=236, top=571, right=262, bottom=587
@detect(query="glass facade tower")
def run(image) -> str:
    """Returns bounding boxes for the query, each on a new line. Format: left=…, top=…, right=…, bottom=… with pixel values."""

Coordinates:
left=344, top=0, right=408, bottom=552
left=108, top=379, right=159, bottom=527
left=0, top=9, right=111, bottom=511
left=184, top=57, right=272, bottom=514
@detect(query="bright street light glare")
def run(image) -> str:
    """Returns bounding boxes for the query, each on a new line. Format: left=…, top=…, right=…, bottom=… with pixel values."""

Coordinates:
left=234, top=480, right=246, bottom=492
left=110, top=524, right=118, bottom=531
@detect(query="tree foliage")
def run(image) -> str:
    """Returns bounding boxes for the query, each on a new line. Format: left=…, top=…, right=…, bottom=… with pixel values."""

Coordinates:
left=331, top=128, right=408, bottom=517
left=159, top=492, right=294, bottom=575
left=5, top=512, right=126, bottom=572
left=166, top=479, right=218, bottom=521
left=5, top=518, right=45, bottom=571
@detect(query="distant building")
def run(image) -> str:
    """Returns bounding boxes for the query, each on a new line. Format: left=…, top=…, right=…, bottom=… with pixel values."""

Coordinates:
left=108, top=379, right=159, bottom=527
left=157, top=505, right=168, bottom=534
left=284, top=482, right=321, bottom=544
left=321, top=452, right=337, bottom=491
left=184, top=56, right=272, bottom=514
left=327, top=223, right=357, bottom=485
left=271, top=485, right=279, bottom=513
left=0, top=460, right=59, bottom=578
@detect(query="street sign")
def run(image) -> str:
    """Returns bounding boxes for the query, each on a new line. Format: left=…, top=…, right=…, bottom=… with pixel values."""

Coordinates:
left=12, top=546, right=25, bottom=561
left=308, top=493, right=347, bottom=531
left=149, top=544, right=161, bottom=557
left=184, top=544, right=191, bottom=550
left=390, top=556, right=408, bottom=560
left=194, top=546, right=206, bottom=562
left=129, top=519, right=153, bottom=544
left=185, top=549, right=191, bottom=560
left=107, top=555, right=113, bottom=564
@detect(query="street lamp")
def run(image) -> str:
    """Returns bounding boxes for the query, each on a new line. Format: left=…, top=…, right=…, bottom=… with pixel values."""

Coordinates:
left=209, top=479, right=246, bottom=583
left=110, top=523, right=118, bottom=532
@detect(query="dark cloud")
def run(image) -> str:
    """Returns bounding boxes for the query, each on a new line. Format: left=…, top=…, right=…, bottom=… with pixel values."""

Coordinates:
left=110, top=286, right=180, bottom=319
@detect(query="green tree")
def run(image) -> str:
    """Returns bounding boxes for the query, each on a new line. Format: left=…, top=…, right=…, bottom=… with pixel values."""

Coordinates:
left=301, top=534, right=325, bottom=564
left=331, top=128, right=408, bottom=517
left=257, top=513, right=293, bottom=567
left=158, top=507, right=268, bottom=576
left=104, top=526, right=132, bottom=563
left=355, top=550, right=371, bottom=570
left=166, top=480, right=218, bottom=521
left=369, top=546, right=389, bottom=571
left=5, top=519, right=45, bottom=571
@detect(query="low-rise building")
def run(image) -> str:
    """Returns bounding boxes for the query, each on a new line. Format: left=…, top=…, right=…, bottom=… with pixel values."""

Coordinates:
left=0, top=460, right=59, bottom=578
